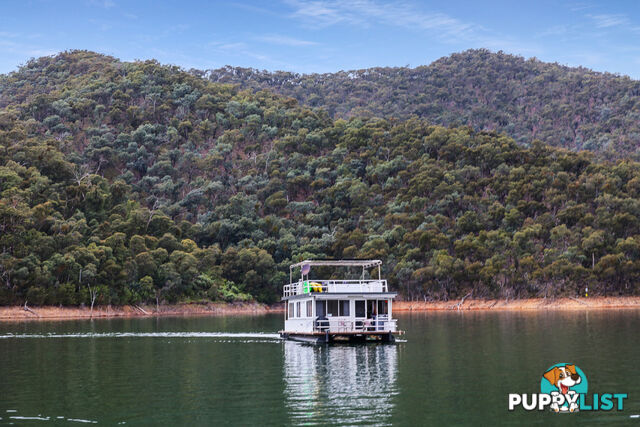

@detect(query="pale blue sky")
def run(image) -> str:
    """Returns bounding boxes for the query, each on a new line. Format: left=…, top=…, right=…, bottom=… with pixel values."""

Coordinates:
left=1, top=1, right=640, bottom=77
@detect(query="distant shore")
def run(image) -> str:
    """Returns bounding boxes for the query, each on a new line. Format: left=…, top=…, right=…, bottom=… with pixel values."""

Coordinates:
left=1, top=296, right=639, bottom=321
left=393, top=296, right=640, bottom=311
left=0, top=302, right=281, bottom=321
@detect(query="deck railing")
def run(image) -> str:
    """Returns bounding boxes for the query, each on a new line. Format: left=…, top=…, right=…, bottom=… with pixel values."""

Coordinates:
left=314, top=315, right=397, bottom=333
left=283, top=279, right=388, bottom=297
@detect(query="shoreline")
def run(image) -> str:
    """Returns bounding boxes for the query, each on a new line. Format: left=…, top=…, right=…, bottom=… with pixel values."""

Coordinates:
left=393, top=296, right=640, bottom=311
left=1, top=296, right=640, bottom=321
left=0, top=302, right=282, bottom=322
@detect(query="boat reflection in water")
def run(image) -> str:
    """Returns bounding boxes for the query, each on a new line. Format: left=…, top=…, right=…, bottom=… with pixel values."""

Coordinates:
left=283, top=341, right=398, bottom=425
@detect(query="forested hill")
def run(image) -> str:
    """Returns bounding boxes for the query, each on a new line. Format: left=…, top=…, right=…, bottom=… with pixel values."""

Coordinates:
left=206, top=49, right=640, bottom=158
left=1, top=50, right=640, bottom=307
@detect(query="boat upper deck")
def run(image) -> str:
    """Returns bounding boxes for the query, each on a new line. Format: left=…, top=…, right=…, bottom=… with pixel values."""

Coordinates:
left=284, top=259, right=391, bottom=299
left=283, top=279, right=389, bottom=297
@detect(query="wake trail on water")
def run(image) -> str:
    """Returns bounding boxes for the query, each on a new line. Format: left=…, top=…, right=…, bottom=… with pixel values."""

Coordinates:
left=0, top=332, right=281, bottom=340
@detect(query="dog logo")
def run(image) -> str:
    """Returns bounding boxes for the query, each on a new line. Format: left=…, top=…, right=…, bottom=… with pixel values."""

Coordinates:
left=541, top=363, right=588, bottom=412
left=509, top=363, right=627, bottom=412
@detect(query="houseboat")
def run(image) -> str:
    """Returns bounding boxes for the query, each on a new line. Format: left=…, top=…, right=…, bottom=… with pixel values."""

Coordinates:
left=279, top=259, right=402, bottom=344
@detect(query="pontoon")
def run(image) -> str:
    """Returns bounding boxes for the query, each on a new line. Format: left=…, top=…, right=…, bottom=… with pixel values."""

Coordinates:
left=279, top=260, right=402, bottom=344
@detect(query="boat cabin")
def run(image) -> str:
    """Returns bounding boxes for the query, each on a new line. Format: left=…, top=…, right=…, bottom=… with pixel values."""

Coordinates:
left=279, top=260, right=401, bottom=343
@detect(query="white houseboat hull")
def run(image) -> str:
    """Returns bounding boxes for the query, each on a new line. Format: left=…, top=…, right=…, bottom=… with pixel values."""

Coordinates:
left=280, top=330, right=399, bottom=344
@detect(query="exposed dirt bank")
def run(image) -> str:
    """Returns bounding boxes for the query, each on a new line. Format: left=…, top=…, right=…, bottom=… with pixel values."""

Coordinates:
left=393, top=296, right=640, bottom=311
left=2, top=296, right=640, bottom=321
left=0, top=302, right=283, bottom=321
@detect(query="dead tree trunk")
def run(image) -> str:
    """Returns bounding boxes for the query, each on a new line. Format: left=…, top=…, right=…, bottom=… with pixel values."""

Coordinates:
left=87, top=284, right=98, bottom=318
left=450, top=292, right=473, bottom=310
left=23, top=300, right=39, bottom=317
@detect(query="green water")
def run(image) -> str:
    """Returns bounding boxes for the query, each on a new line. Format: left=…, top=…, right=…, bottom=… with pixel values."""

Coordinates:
left=1, top=311, right=640, bottom=425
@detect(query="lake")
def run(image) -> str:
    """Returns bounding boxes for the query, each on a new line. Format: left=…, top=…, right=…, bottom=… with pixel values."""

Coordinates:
left=1, top=311, right=640, bottom=425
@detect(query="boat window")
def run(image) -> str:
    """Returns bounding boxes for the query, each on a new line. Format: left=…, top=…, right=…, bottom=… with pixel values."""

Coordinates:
left=355, top=300, right=365, bottom=317
left=316, top=300, right=326, bottom=317
left=327, top=300, right=338, bottom=317
left=288, top=302, right=294, bottom=318
left=377, top=300, right=388, bottom=315
left=339, top=300, right=350, bottom=316
left=296, top=301, right=301, bottom=318
left=306, top=300, right=313, bottom=317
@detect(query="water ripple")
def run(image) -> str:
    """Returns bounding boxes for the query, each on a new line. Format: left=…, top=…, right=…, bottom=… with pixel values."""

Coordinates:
left=0, top=332, right=281, bottom=340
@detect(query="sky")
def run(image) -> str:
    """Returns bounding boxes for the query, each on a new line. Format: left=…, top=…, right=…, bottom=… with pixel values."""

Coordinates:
left=1, top=0, right=640, bottom=78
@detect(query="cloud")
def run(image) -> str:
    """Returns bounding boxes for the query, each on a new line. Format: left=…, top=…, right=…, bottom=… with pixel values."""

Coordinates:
left=209, top=41, right=248, bottom=50
left=588, top=14, right=628, bottom=28
left=206, top=39, right=298, bottom=70
left=89, top=0, right=115, bottom=9
left=0, top=31, right=60, bottom=73
left=231, top=3, right=281, bottom=17
left=88, top=18, right=114, bottom=32
left=0, top=32, right=56, bottom=55
left=25, top=48, right=59, bottom=57
left=256, top=34, right=319, bottom=46
left=568, top=2, right=596, bottom=12
left=284, top=0, right=479, bottom=42
left=568, top=52, right=607, bottom=67
left=0, top=39, right=18, bottom=49
left=286, top=0, right=354, bottom=27
left=535, top=25, right=570, bottom=38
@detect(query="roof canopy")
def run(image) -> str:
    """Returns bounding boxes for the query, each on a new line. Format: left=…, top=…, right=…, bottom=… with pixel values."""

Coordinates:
left=290, top=259, right=382, bottom=270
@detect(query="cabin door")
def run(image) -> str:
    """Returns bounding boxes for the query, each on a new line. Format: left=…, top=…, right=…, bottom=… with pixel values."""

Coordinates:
left=355, top=300, right=366, bottom=318
left=355, top=300, right=366, bottom=331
